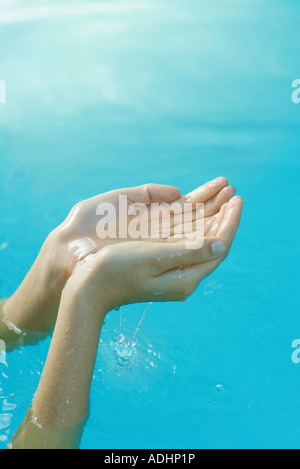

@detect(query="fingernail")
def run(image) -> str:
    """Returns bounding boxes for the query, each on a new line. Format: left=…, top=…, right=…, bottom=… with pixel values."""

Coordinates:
left=211, top=240, right=226, bottom=255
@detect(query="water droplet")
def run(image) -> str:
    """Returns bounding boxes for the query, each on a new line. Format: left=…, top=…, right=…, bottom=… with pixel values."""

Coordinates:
left=0, top=413, right=12, bottom=430
left=216, top=384, right=225, bottom=392
left=115, top=334, right=135, bottom=361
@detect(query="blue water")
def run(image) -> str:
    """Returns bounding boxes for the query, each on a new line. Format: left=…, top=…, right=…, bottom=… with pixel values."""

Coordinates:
left=0, top=0, right=300, bottom=449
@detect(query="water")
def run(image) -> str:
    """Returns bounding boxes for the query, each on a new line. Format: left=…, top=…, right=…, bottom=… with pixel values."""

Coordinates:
left=114, top=303, right=152, bottom=363
left=0, top=0, right=300, bottom=449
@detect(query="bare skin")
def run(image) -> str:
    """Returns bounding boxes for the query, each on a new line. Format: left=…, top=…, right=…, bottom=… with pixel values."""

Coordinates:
left=0, top=180, right=243, bottom=449
left=1, top=177, right=235, bottom=339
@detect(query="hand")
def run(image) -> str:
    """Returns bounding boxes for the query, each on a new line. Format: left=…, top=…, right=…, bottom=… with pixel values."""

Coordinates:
left=55, top=177, right=235, bottom=278
left=1, top=178, right=237, bottom=337
left=11, top=194, right=242, bottom=444
left=63, top=195, right=243, bottom=315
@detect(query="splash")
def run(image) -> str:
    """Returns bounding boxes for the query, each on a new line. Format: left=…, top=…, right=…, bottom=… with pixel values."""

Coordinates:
left=114, top=303, right=152, bottom=365
left=132, top=302, right=152, bottom=343
left=0, top=340, right=7, bottom=367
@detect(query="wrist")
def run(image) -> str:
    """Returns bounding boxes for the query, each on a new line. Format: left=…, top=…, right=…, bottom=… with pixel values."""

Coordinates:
left=62, top=267, right=109, bottom=322
left=2, top=230, right=69, bottom=334
left=44, top=229, right=70, bottom=290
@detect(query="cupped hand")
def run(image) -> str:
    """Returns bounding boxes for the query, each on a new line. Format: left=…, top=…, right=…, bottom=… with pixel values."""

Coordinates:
left=55, top=177, right=236, bottom=277
left=64, top=195, right=243, bottom=315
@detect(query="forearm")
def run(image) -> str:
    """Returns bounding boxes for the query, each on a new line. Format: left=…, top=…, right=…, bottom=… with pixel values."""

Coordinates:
left=10, top=282, right=106, bottom=449
left=0, top=299, right=29, bottom=350
left=32, top=284, right=105, bottom=426
left=2, top=231, right=68, bottom=337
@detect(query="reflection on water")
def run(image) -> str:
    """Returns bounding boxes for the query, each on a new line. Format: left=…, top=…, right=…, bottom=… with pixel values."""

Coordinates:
left=0, top=1, right=153, bottom=25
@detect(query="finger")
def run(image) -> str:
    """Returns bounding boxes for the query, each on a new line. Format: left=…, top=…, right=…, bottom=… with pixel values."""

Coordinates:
left=172, top=214, right=219, bottom=237
left=206, top=202, right=228, bottom=237
left=179, top=176, right=228, bottom=205
left=171, top=183, right=234, bottom=225
left=155, top=213, right=218, bottom=240
left=204, top=213, right=218, bottom=235
left=147, top=202, right=204, bottom=237
left=169, top=199, right=228, bottom=235
left=158, top=193, right=222, bottom=236
left=150, top=237, right=227, bottom=275
left=150, top=258, right=221, bottom=301
left=204, top=185, right=236, bottom=217
left=217, top=196, right=243, bottom=245
left=125, top=183, right=181, bottom=204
